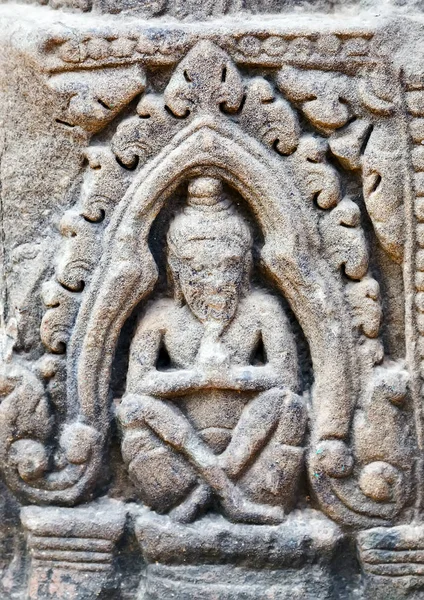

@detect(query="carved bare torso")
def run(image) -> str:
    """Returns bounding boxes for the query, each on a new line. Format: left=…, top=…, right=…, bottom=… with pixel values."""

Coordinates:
left=126, top=290, right=299, bottom=453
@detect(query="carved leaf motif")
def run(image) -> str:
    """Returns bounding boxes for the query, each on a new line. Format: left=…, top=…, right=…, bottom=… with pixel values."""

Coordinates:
left=40, top=281, right=80, bottom=354
left=362, top=124, right=405, bottom=263
left=111, top=94, right=184, bottom=168
left=347, top=277, right=382, bottom=339
left=9, top=241, right=54, bottom=353
left=329, top=119, right=404, bottom=264
left=320, top=197, right=369, bottom=280
left=353, top=365, right=412, bottom=503
left=358, top=66, right=397, bottom=116
left=81, top=147, right=132, bottom=221
left=57, top=210, right=103, bottom=292
left=0, top=362, right=52, bottom=441
left=0, top=357, right=102, bottom=503
left=291, top=136, right=341, bottom=209
left=60, top=422, right=102, bottom=465
left=0, top=360, right=52, bottom=487
left=50, top=64, right=146, bottom=133
left=164, top=40, right=244, bottom=116
left=36, top=354, right=68, bottom=415
left=329, top=118, right=372, bottom=171
left=240, top=78, right=299, bottom=155
left=41, top=148, right=129, bottom=360
left=309, top=366, right=411, bottom=526
left=277, top=66, right=354, bottom=134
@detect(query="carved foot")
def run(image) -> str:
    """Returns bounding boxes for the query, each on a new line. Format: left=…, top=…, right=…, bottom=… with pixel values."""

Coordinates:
left=219, top=489, right=286, bottom=525
left=169, top=483, right=212, bottom=523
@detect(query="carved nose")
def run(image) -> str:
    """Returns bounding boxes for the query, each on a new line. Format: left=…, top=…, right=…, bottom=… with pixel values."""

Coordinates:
left=208, top=285, right=225, bottom=296
left=210, top=275, right=226, bottom=289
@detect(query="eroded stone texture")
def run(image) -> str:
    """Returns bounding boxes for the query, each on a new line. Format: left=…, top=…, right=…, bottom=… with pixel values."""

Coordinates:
left=1, top=0, right=424, bottom=598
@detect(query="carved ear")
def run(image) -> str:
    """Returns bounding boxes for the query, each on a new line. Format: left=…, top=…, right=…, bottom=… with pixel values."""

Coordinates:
left=167, top=255, right=184, bottom=306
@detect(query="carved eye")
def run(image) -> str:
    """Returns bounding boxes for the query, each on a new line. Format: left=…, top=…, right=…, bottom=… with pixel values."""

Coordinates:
left=189, top=263, right=203, bottom=274
left=226, top=258, right=239, bottom=268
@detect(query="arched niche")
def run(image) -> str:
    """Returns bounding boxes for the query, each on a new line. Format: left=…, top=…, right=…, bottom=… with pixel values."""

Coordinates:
left=67, top=117, right=360, bottom=518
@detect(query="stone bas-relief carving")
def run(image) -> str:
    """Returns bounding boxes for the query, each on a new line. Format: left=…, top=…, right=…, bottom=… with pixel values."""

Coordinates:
left=1, top=0, right=424, bottom=597
left=119, top=176, right=307, bottom=525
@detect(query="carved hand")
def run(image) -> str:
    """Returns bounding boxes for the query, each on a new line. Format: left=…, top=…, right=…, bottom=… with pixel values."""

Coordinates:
left=224, top=364, right=284, bottom=391
left=138, top=362, right=284, bottom=397
left=138, top=368, right=207, bottom=397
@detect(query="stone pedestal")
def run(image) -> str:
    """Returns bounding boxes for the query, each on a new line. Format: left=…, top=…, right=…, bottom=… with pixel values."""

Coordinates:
left=135, top=507, right=343, bottom=600
left=358, top=524, right=424, bottom=600
left=21, top=499, right=127, bottom=600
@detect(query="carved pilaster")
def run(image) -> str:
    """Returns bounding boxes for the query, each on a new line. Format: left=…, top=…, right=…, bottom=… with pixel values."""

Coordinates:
left=21, top=500, right=127, bottom=600
left=358, top=525, right=424, bottom=599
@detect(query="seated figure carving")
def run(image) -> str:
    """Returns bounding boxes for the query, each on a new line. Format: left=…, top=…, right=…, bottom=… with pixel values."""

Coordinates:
left=118, top=177, right=306, bottom=524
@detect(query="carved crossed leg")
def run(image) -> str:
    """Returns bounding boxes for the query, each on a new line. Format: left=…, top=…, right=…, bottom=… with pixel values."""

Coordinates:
left=118, top=388, right=305, bottom=524
left=220, top=388, right=305, bottom=479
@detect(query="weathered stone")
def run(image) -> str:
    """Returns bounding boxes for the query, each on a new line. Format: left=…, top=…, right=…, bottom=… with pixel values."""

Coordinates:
left=21, top=500, right=127, bottom=600
left=1, top=0, right=424, bottom=598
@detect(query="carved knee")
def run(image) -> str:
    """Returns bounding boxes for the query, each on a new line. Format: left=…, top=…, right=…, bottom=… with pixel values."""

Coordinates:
left=255, top=388, right=306, bottom=447
left=123, top=428, right=197, bottom=514
left=117, top=393, right=155, bottom=428
left=118, top=395, right=197, bottom=513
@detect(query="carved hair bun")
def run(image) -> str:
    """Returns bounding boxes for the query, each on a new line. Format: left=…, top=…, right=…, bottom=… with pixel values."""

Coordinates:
left=187, top=177, right=223, bottom=207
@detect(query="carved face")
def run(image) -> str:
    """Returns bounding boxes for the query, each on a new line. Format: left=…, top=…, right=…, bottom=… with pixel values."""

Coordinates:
left=175, top=243, right=247, bottom=326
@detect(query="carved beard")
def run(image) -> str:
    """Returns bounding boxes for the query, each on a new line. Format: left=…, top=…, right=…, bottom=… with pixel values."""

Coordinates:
left=183, top=284, right=239, bottom=326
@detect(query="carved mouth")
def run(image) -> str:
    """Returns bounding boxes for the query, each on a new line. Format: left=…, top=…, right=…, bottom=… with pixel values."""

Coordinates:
left=207, top=296, right=227, bottom=310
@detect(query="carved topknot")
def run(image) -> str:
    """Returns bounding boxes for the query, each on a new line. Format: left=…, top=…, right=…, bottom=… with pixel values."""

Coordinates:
left=167, top=177, right=252, bottom=257
left=186, top=177, right=231, bottom=212
left=187, top=177, right=223, bottom=206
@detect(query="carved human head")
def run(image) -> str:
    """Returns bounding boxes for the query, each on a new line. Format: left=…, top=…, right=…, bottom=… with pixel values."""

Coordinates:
left=167, top=177, right=253, bottom=326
